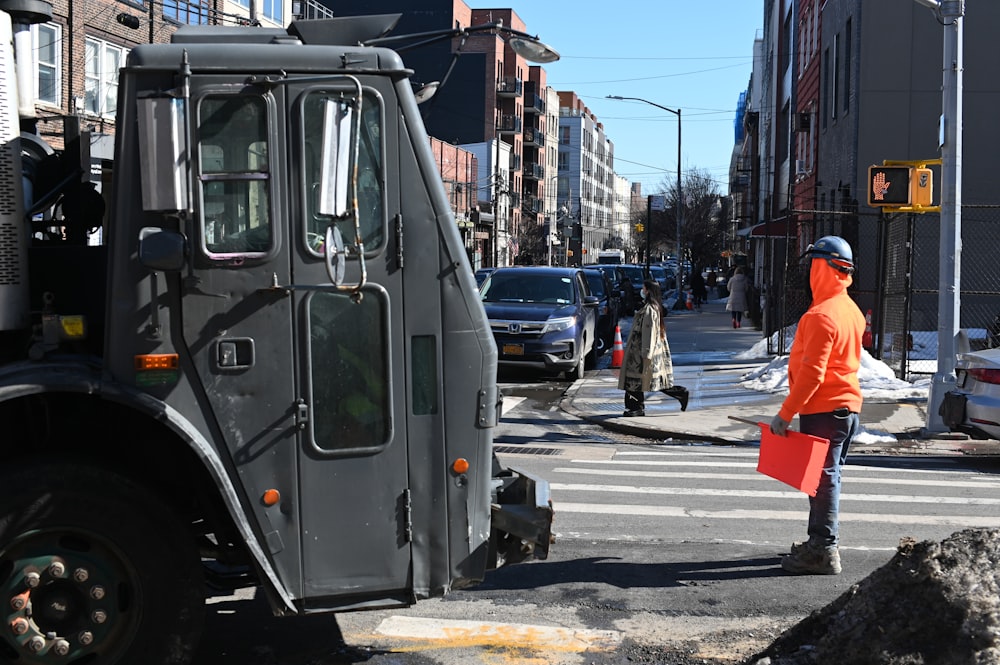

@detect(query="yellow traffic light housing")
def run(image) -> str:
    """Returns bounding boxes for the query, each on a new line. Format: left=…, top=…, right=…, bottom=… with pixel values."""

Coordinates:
left=867, top=160, right=938, bottom=212
left=635, top=223, right=644, bottom=233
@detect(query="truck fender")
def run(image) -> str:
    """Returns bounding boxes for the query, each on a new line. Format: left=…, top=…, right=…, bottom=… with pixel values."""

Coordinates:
left=0, top=361, right=297, bottom=613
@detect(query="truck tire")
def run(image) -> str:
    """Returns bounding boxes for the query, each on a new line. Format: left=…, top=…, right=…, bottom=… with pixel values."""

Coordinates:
left=0, top=461, right=204, bottom=664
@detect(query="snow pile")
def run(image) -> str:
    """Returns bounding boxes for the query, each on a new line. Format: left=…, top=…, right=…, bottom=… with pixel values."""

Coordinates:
left=744, top=528, right=1000, bottom=665
left=732, top=327, right=930, bottom=445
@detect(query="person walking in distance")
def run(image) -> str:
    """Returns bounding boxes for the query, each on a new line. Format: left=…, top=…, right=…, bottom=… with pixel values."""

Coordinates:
left=618, top=280, right=689, bottom=416
left=770, top=236, right=865, bottom=576
left=725, top=267, right=749, bottom=328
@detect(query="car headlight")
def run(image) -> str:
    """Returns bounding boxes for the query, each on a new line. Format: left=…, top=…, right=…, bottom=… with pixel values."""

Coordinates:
left=542, top=316, right=576, bottom=333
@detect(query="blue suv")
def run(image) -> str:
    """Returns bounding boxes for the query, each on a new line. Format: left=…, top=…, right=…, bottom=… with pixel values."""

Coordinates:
left=480, top=266, right=598, bottom=380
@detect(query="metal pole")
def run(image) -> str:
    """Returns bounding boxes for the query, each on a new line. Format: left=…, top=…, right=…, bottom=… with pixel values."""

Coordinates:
left=675, top=109, right=683, bottom=307
left=925, top=0, right=964, bottom=433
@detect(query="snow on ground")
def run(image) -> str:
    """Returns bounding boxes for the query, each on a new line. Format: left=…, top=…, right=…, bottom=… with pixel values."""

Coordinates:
left=733, top=326, right=930, bottom=445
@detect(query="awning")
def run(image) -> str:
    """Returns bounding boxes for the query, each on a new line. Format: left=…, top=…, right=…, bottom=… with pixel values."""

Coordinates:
left=741, top=220, right=793, bottom=238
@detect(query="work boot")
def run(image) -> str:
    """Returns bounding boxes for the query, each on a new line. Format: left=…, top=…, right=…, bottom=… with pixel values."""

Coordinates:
left=781, top=543, right=841, bottom=575
left=623, top=409, right=645, bottom=417
left=661, top=386, right=689, bottom=412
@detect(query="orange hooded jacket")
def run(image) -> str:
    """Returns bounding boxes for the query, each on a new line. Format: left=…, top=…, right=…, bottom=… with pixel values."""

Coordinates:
left=777, top=258, right=866, bottom=422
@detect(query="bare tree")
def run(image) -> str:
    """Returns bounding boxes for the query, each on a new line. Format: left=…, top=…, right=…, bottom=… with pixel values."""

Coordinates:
left=647, top=167, right=724, bottom=270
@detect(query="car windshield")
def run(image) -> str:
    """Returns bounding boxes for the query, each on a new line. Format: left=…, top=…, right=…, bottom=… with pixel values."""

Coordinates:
left=482, top=273, right=576, bottom=304
left=622, top=266, right=644, bottom=283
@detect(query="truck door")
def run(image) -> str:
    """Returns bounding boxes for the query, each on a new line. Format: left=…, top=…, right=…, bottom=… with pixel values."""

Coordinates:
left=287, top=84, right=411, bottom=603
left=182, top=82, right=410, bottom=605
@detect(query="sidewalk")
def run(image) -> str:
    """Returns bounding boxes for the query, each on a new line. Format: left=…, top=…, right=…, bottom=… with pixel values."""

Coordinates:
left=560, top=298, right=1000, bottom=456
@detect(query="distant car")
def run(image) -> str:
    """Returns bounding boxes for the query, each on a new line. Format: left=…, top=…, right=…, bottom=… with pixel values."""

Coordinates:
left=592, top=264, right=635, bottom=313
left=582, top=267, right=621, bottom=355
left=648, top=265, right=672, bottom=296
left=480, top=266, right=599, bottom=380
left=474, top=268, right=495, bottom=288
left=940, top=346, right=1000, bottom=439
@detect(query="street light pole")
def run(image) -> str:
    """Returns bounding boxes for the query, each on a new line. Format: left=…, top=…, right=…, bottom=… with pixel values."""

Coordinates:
left=917, top=0, right=964, bottom=433
left=607, top=95, right=682, bottom=302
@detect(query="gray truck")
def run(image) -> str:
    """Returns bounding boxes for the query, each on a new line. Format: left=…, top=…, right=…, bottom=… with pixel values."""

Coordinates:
left=0, top=9, right=553, bottom=663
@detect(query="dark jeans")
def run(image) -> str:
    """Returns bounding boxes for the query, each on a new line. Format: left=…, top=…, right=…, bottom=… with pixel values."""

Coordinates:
left=625, top=390, right=644, bottom=410
left=799, top=409, right=860, bottom=550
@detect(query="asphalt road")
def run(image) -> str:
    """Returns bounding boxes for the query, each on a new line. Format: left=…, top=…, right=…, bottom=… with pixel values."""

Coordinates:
left=193, top=380, right=1000, bottom=665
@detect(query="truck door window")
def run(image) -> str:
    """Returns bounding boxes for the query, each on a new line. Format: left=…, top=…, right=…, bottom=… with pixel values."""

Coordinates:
left=303, top=90, right=384, bottom=253
left=197, top=95, right=272, bottom=257
left=308, top=290, right=390, bottom=451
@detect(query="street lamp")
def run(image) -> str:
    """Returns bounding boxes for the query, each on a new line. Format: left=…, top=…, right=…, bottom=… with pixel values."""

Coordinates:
left=607, top=95, right=683, bottom=304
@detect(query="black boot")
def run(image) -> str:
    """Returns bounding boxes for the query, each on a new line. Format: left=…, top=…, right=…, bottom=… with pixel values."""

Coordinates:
left=661, top=386, right=689, bottom=412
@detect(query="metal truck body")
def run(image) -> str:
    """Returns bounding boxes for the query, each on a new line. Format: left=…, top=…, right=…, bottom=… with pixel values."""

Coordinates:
left=0, top=12, right=551, bottom=663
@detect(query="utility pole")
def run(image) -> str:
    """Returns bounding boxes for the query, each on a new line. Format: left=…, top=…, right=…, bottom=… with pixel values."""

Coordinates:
left=921, top=0, right=964, bottom=433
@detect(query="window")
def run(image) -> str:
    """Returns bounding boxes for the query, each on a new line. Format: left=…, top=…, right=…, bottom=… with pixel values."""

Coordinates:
left=832, top=33, right=840, bottom=120
left=84, top=38, right=128, bottom=117
left=231, top=0, right=281, bottom=23
left=843, top=19, right=852, bottom=114
left=309, top=290, right=390, bottom=450
left=302, top=90, right=384, bottom=252
left=197, top=95, right=272, bottom=256
left=560, top=126, right=570, bottom=145
left=33, top=22, right=60, bottom=106
left=163, top=0, right=210, bottom=24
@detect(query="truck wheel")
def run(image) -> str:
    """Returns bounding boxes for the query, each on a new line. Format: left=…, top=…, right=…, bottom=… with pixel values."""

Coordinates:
left=0, top=461, right=204, bottom=664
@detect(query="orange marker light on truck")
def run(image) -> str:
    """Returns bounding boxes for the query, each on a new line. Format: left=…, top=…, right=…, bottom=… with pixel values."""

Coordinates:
left=134, top=354, right=179, bottom=371
left=451, top=458, right=470, bottom=474
left=262, top=489, right=281, bottom=506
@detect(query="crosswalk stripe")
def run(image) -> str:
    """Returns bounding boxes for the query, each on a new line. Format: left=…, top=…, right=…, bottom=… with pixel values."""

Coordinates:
left=553, top=502, right=1000, bottom=527
left=550, top=482, right=1000, bottom=505
left=551, top=467, right=1000, bottom=489
left=570, top=458, right=994, bottom=476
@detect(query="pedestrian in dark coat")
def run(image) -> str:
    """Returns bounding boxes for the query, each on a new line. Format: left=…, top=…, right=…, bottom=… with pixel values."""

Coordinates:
left=618, top=280, right=689, bottom=416
left=726, top=267, right=749, bottom=328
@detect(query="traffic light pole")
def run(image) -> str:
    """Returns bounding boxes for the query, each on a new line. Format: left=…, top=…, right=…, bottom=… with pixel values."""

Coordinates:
left=922, top=0, right=964, bottom=434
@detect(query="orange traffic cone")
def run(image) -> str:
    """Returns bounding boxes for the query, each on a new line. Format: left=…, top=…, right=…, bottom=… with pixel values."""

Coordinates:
left=610, top=325, right=624, bottom=368
left=686, top=291, right=694, bottom=310
left=862, top=309, right=873, bottom=349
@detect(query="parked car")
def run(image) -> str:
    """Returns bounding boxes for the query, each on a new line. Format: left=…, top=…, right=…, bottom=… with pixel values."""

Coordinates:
left=620, top=264, right=647, bottom=311
left=940, top=346, right=1000, bottom=439
left=583, top=267, right=621, bottom=355
left=474, top=267, right=495, bottom=288
left=480, top=266, right=599, bottom=380
left=648, top=264, right=673, bottom=296
left=592, top=264, right=636, bottom=314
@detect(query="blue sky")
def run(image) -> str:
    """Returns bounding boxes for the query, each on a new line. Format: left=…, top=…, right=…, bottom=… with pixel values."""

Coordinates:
left=512, top=1, right=763, bottom=196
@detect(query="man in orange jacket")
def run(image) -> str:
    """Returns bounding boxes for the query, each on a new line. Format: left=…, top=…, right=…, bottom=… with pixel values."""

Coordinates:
left=770, top=236, right=865, bottom=575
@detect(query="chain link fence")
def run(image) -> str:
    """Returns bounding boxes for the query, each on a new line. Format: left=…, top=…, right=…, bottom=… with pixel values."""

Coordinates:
left=763, top=205, right=1000, bottom=380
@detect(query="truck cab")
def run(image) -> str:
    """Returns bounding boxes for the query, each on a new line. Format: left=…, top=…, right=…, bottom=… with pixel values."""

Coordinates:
left=0, top=14, right=552, bottom=663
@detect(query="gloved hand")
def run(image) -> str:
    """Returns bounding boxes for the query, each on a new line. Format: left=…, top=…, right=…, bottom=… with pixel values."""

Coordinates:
left=770, top=414, right=790, bottom=437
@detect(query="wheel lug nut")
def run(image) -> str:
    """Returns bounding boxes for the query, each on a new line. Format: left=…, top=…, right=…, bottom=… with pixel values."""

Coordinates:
left=48, top=561, right=65, bottom=578
left=27, top=636, right=45, bottom=652
left=91, top=610, right=107, bottom=624
left=10, top=591, right=29, bottom=611
left=53, top=639, right=70, bottom=656
left=89, top=585, right=105, bottom=600
left=73, top=568, right=89, bottom=583
left=11, top=618, right=29, bottom=635
left=24, top=571, right=40, bottom=588
left=78, top=631, right=93, bottom=646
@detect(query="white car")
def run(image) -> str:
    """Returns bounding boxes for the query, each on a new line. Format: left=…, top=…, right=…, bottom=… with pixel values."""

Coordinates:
left=940, top=347, right=1000, bottom=439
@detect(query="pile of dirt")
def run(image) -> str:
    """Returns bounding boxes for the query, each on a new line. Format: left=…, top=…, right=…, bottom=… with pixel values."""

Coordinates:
left=743, top=528, right=1000, bottom=664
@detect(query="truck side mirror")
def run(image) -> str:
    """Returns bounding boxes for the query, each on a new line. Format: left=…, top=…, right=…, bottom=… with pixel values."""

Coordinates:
left=317, top=97, right=353, bottom=218
left=136, top=98, right=190, bottom=212
left=138, top=227, right=186, bottom=272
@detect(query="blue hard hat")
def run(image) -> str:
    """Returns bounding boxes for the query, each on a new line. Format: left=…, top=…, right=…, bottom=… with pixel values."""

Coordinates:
left=801, top=235, right=854, bottom=274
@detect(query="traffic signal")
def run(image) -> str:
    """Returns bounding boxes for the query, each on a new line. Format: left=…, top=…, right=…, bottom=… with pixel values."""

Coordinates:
left=867, top=165, right=934, bottom=207
left=635, top=223, right=644, bottom=233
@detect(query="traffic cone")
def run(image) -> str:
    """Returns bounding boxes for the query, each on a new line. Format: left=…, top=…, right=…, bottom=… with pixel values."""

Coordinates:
left=610, top=325, right=624, bottom=369
left=685, top=291, right=693, bottom=310
left=862, top=309, right=873, bottom=349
